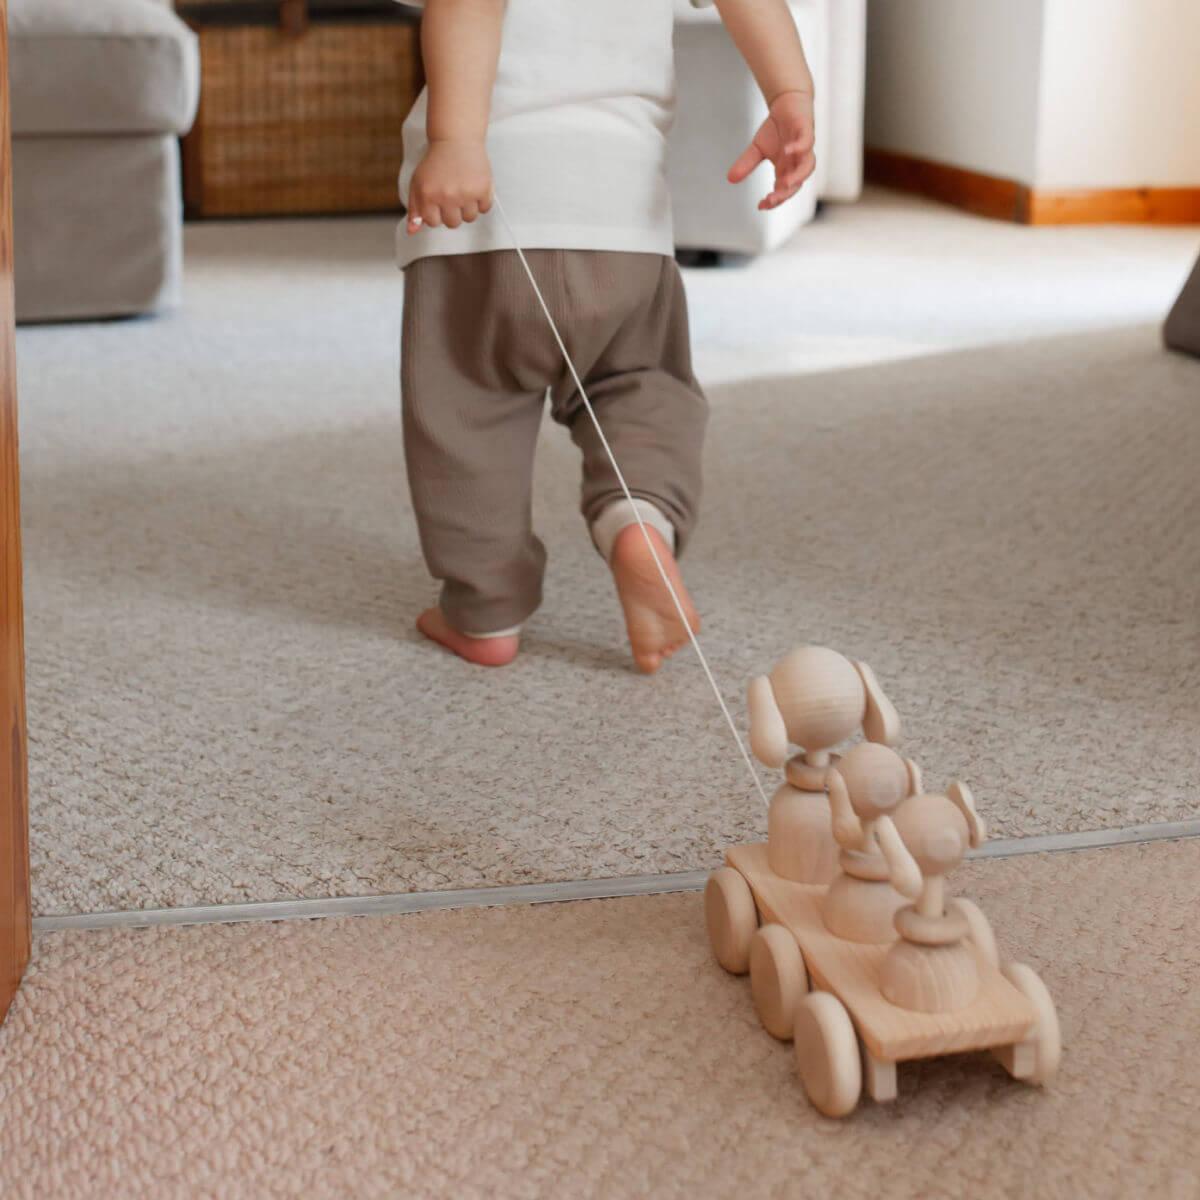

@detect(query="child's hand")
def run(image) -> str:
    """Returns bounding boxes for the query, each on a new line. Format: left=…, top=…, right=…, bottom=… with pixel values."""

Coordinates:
left=406, top=140, right=494, bottom=234
left=727, top=90, right=816, bottom=211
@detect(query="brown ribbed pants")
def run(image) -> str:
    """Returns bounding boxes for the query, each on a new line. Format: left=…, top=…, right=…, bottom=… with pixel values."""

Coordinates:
left=401, top=250, right=708, bottom=635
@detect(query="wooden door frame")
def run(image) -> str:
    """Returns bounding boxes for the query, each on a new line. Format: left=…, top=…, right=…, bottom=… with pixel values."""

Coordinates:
left=0, top=0, right=33, bottom=1025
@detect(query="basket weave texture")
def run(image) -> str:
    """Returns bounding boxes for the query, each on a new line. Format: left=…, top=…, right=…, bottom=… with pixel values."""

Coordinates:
left=183, top=8, right=421, bottom=216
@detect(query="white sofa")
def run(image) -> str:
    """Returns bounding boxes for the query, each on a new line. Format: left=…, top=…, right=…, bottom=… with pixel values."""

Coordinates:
left=8, top=0, right=200, bottom=322
left=670, top=0, right=866, bottom=255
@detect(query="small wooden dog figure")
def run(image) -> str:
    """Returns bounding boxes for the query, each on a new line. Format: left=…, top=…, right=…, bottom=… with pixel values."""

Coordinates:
left=823, top=743, right=923, bottom=943
left=874, top=782, right=990, bottom=1012
left=747, top=646, right=901, bottom=885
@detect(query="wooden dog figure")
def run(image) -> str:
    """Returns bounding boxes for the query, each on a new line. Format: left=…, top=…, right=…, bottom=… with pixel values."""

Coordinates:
left=874, top=782, right=990, bottom=1011
left=747, top=646, right=900, bottom=886
left=823, top=743, right=922, bottom=943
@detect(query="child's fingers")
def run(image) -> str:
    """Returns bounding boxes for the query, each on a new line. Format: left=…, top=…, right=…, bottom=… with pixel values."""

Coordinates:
left=783, top=127, right=815, bottom=156
left=479, top=189, right=495, bottom=214
left=769, top=150, right=817, bottom=197
left=758, top=166, right=809, bottom=209
left=405, top=191, right=425, bottom=234
left=759, top=182, right=799, bottom=210
left=727, top=142, right=765, bottom=184
left=762, top=179, right=800, bottom=208
left=793, top=150, right=817, bottom=184
left=406, top=190, right=491, bottom=232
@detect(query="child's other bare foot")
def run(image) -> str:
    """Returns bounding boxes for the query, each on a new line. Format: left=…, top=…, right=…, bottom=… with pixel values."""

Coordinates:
left=610, top=524, right=700, bottom=674
left=417, top=608, right=520, bottom=668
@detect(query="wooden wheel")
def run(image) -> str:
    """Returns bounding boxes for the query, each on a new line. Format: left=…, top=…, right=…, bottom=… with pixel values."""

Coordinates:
left=750, top=924, right=808, bottom=1040
left=994, top=962, right=1062, bottom=1085
left=705, top=867, right=757, bottom=974
left=793, top=992, right=862, bottom=1117
left=952, top=897, right=1000, bottom=970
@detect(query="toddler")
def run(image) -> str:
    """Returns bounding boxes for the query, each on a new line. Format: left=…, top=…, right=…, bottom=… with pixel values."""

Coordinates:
left=400, top=0, right=815, bottom=671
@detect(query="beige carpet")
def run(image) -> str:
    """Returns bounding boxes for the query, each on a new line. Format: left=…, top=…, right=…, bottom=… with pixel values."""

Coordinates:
left=16, top=193, right=1200, bottom=915
left=1, top=840, right=1197, bottom=1199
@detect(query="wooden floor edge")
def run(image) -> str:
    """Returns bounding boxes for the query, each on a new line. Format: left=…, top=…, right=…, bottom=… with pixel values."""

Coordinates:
left=865, top=149, right=1200, bottom=226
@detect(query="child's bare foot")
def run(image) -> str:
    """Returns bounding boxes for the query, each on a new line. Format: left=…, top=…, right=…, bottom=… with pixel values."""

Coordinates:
left=416, top=607, right=520, bottom=668
left=610, top=524, right=701, bottom=674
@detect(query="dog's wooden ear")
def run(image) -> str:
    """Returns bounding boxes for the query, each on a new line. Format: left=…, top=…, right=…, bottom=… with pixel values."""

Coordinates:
left=854, top=660, right=901, bottom=746
left=905, top=757, right=924, bottom=798
left=826, top=768, right=865, bottom=850
left=948, top=781, right=986, bottom=848
left=875, top=814, right=924, bottom=899
left=748, top=675, right=788, bottom=768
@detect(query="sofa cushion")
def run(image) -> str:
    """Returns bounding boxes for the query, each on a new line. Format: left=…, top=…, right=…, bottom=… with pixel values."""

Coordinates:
left=8, top=0, right=200, bottom=137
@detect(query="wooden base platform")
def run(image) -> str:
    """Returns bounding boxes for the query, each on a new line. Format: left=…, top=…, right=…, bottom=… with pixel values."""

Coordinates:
left=727, top=843, right=1036, bottom=1063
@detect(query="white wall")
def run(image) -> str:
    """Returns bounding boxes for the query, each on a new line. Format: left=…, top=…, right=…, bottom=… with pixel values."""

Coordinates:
left=865, top=0, right=1046, bottom=182
left=1035, top=0, right=1200, bottom=188
left=866, top=0, right=1200, bottom=190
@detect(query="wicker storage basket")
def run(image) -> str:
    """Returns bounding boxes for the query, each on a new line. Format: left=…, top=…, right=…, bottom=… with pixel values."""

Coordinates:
left=180, top=1, right=421, bottom=217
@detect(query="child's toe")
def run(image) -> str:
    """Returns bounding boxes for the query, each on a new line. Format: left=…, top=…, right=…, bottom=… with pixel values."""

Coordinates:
left=635, top=647, right=663, bottom=674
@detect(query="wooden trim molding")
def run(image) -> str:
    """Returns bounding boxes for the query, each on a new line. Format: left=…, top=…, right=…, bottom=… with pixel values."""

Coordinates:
left=1025, top=188, right=1200, bottom=226
left=866, top=148, right=1200, bottom=226
left=865, top=148, right=1029, bottom=223
left=0, top=0, right=33, bottom=1026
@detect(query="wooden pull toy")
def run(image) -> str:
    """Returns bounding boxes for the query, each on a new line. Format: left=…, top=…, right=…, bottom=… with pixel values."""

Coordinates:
left=747, top=645, right=900, bottom=886
left=705, top=651, right=1062, bottom=1118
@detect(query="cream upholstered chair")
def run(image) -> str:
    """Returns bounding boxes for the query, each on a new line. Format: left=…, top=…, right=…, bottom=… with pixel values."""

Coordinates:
left=8, top=0, right=200, bottom=322
left=670, top=0, right=866, bottom=255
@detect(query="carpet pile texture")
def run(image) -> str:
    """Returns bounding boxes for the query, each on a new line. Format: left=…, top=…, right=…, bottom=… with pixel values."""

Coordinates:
left=16, top=195, right=1200, bottom=914
left=2, top=841, right=1197, bottom=1198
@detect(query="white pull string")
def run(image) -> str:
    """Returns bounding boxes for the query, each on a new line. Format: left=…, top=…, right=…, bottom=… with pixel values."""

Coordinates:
left=490, top=193, right=770, bottom=809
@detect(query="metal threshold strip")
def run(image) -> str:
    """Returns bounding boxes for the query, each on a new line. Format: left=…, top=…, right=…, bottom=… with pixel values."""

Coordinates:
left=33, top=818, right=1200, bottom=934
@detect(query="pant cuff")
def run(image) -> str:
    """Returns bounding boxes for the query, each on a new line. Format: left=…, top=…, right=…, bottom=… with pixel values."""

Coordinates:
left=440, top=587, right=541, bottom=640
left=590, top=498, right=676, bottom=564
left=463, top=624, right=523, bottom=640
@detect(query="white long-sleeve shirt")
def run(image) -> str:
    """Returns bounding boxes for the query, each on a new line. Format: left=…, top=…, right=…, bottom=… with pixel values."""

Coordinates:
left=395, top=0, right=711, bottom=269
